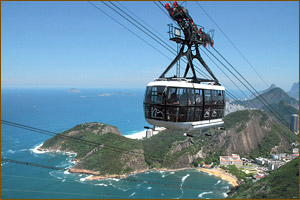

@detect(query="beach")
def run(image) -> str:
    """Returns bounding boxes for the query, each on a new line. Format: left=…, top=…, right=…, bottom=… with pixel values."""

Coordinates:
left=124, top=127, right=166, bottom=139
left=198, top=167, right=239, bottom=187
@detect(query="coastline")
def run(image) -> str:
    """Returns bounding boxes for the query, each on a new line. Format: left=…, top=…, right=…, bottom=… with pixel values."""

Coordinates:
left=70, top=167, right=194, bottom=181
left=34, top=145, right=239, bottom=187
left=198, top=167, right=239, bottom=187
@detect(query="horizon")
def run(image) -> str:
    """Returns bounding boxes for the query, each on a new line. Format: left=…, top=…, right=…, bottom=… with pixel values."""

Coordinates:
left=1, top=1, right=299, bottom=92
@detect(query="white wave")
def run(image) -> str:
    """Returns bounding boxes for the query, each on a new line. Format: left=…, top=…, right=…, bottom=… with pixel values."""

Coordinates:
left=79, top=174, right=83, bottom=177
left=62, top=179, right=66, bottom=182
left=129, top=192, right=136, bottom=197
left=80, top=175, right=93, bottom=182
left=162, top=174, right=165, bottom=178
left=109, top=182, right=127, bottom=192
left=49, top=171, right=63, bottom=180
left=64, top=171, right=70, bottom=175
left=198, top=191, right=213, bottom=198
left=137, top=184, right=141, bottom=186
left=215, top=180, right=221, bottom=185
left=1, top=163, right=7, bottom=166
left=109, top=178, right=120, bottom=182
left=30, top=143, right=47, bottom=154
left=19, top=149, right=28, bottom=152
left=176, top=174, right=190, bottom=199
left=223, top=192, right=228, bottom=198
left=95, top=183, right=108, bottom=187
left=181, top=174, right=190, bottom=184
left=161, top=193, right=165, bottom=196
left=7, top=150, right=16, bottom=154
left=170, top=172, right=175, bottom=174
left=222, top=186, right=229, bottom=190
left=147, top=187, right=152, bottom=190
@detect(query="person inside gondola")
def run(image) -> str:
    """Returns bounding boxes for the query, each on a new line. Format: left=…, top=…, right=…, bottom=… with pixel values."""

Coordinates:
left=178, top=91, right=188, bottom=122
left=195, top=93, right=201, bottom=104
left=169, top=92, right=179, bottom=105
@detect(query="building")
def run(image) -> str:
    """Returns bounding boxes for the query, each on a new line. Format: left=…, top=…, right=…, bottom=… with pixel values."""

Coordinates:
left=290, top=114, right=299, bottom=134
left=292, top=148, right=299, bottom=154
left=146, top=129, right=153, bottom=138
left=268, top=161, right=285, bottom=171
left=220, top=154, right=243, bottom=167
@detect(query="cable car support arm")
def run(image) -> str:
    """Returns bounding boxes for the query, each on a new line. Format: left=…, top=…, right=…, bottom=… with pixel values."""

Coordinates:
left=159, top=1, right=220, bottom=85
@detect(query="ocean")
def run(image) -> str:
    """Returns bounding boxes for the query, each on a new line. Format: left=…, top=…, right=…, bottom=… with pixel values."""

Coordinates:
left=1, top=88, right=231, bottom=199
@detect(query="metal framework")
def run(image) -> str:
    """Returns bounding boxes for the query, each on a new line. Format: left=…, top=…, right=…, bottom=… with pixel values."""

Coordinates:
left=160, top=2, right=219, bottom=85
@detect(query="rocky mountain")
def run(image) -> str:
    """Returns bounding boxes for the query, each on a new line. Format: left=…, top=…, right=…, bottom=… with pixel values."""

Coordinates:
left=238, top=87, right=299, bottom=109
left=40, top=110, right=298, bottom=177
left=249, top=83, right=276, bottom=99
left=227, top=157, right=299, bottom=199
left=198, top=110, right=298, bottom=160
left=287, top=82, right=299, bottom=100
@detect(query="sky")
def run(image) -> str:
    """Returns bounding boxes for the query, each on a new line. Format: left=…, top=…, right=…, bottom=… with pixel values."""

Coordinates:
left=1, top=1, right=299, bottom=94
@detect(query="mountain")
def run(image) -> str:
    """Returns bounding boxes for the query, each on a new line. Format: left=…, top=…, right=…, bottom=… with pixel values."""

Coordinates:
left=240, top=87, right=299, bottom=109
left=199, top=110, right=299, bottom=161
left=227, top=157, right=299, bottom=199
left=262, top=100, right=299, bottom=127
left=287, top=82, right=299, bottom=100
left=249, top=83, right=276, bottom=99
left=40, top=110, right=298, bottom=177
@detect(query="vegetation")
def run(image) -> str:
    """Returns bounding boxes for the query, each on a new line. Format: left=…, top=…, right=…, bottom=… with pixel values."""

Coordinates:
left=262, top=100, right=299, bottom=127
left=220, top=165, right=248, bottom=182
left=41, top=107, right=298, bottom=178
left=227, top=157, right=299, bottom=199
left=224, top=110, right=250, bottom=129
left=249, top=128, right=281, bottom=159
left=142, top=129, right=187, bottom=168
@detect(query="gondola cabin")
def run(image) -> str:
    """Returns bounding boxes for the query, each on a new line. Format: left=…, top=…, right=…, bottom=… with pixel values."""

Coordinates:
left=144, top=79, right=225, bottom=131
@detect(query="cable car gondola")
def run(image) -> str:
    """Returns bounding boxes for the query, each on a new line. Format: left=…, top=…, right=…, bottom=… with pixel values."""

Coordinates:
left=143, top=1, right=225, bottom=131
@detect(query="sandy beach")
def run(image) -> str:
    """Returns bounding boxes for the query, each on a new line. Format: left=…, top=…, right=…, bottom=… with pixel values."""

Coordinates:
left=124, top=127, right=166, bottom=140
left=198, top=167, right=239, bottom=187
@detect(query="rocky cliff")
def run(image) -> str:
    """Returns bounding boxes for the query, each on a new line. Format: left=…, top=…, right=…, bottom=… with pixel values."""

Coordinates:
left=200, top=110, right=298, bottom=160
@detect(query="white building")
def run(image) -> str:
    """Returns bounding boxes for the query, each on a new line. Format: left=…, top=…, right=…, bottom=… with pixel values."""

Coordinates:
left=290, top=114, right=299, bottom=134
left=220, top=154, right=243, bottom=167
left=146, top=129, right=153, bottom=138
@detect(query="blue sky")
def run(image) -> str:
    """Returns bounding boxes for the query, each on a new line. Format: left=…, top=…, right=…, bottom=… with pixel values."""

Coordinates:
left=1, top=1, right=299, bottom=93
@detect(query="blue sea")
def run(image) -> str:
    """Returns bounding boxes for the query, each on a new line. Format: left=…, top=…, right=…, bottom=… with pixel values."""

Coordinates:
left=1, top=88, right=231, bottom=199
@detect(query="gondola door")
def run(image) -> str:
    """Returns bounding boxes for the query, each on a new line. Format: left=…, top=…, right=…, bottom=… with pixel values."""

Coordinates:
left=203, top=89, right=211, bottom=120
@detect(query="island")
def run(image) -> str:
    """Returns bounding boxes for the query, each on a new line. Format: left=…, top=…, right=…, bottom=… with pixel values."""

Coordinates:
left=68, top=88, right=80, bottom=93
left=38, top=110, right=299, bottom=196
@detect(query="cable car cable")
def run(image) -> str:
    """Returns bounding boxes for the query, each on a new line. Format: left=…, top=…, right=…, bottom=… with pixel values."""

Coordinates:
left=199, top=48, right=257, bottom=108
left=101, top=1, right=175, bottom=57
left=211, top=47, right=291, bottom=127
left=116, top=1, right=174, bottom=46
left=195, top=1, right=270, bottom=89
left=205, top=48, right=290, bottom=128
left=109, top=1, right=176, bottom=52
left=108, top=1, right=212, bottom=79
left=87, top=1, right=171, bottom=61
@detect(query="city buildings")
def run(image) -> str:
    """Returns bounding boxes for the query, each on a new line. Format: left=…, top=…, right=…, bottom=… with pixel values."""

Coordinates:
left=220, top=154, right=243, bottom=167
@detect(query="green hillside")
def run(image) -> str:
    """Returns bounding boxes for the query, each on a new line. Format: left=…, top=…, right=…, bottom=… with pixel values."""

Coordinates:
left=262, top=100, right=299, bottom=127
